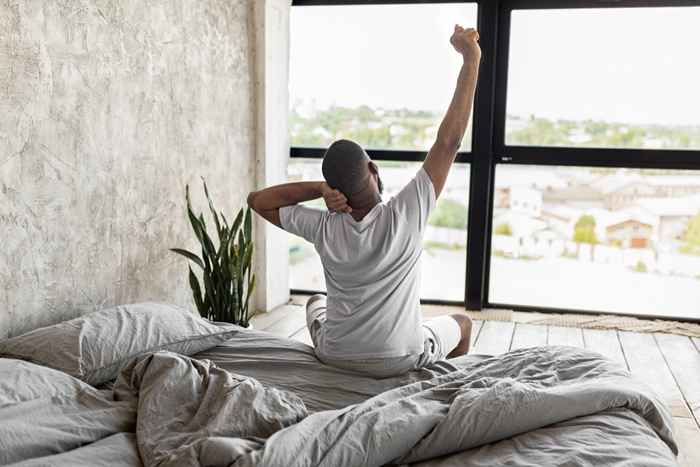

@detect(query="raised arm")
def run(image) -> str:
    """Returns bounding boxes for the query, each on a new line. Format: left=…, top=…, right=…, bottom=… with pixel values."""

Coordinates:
left=248, top=181, right=350, bottom=227
left=423, top=26, right=481, bottom=198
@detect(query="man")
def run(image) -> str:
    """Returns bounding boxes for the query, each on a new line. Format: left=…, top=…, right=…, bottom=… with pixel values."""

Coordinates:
left=248, top=25, right=481, bottom=377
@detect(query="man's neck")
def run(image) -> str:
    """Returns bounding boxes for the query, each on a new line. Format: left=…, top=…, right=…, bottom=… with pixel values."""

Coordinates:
left=348, top=194, right=381, bottom=221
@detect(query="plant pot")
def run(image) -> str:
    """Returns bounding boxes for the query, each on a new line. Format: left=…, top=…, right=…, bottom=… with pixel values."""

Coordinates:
left=208, top=319, right=253, bottom=329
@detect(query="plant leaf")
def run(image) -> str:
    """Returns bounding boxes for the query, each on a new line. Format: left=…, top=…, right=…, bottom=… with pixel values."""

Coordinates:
left=186, top=185, right=205, bottom=244
left=244, top=274, right=256, bottom=323
left=244, top=207, right=252, bottom=243
left=188, top=266, right=205, bottom=316
left=201, top=178, right=222, bottom=241
left=199, top=213, right=218, bottom=260
left=170, top=248, right=204, bottom=269
left=232, top=209, right=244, bottom=237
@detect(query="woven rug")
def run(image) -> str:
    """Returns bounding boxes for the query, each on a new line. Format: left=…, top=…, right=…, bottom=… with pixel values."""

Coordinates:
left=422, top=305, right=700, bottom=338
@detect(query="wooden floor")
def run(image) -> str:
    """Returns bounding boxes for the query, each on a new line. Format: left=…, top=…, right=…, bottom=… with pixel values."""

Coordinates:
left=251, top=300, right=700, bottom=467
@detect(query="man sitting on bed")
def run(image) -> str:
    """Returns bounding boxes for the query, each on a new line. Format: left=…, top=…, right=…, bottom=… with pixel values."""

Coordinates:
left=248, top=25, right=481, bottom=377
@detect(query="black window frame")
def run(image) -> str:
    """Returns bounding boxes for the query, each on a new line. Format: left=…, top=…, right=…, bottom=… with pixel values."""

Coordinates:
left=290, top=0, right=700, bottom=323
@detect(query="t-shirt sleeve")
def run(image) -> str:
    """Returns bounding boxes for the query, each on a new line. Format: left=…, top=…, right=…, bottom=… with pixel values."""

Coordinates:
left=389, top=167, right=437, bottom=233
left=279, top=204, right=326, bottom=245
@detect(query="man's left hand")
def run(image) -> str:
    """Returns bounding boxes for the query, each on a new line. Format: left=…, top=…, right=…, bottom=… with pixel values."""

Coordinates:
left=321, top=183, right=352, bottom=213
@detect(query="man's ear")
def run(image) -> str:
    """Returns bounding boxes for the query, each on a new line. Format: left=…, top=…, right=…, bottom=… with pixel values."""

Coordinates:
left=368, top=161, right=378, bottom=174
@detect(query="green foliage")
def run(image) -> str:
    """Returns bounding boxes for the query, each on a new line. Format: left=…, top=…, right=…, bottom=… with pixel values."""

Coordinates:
left=681, top=211, right=700, bottom=256
left=290, top=105, right=471, bottom=151
left=292, top=102, right=700, bottom=152
left=506, top=115, right=700, bottom=149
left=609, top=238, right=623, bottom=248
left=423, top=240, right=463, bottom=252
left=633, top=260, right=648, bottom=273
left=171, top=180, right=256, bottom=326
left=494, top=222, right=513, bottom=236
left=428, top=199, right=468, bottom=229
left=573, top=214, right=598, bottom=244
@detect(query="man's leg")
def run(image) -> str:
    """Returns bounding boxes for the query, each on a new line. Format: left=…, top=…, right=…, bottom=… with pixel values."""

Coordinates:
left=446, top=314, right=472, bottom=358
left=420, top=314, right=471, bottom=367
left=305, top=294, right=327, bottom=348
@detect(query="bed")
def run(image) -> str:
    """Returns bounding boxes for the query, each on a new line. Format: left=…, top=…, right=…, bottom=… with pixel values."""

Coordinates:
left=0, top=303, right=679, bottom=467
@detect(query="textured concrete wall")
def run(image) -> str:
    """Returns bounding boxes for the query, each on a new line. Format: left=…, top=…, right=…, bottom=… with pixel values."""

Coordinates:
left=0, top=0, right=256, bottom=338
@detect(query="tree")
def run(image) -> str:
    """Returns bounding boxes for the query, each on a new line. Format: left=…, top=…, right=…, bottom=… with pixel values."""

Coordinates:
left=428, top=199, right=468, bottom=230
left=494, top=222, right=513, bottom=236
left=573, top=214, right=598, bottom=244
left=681, top=211, right=700, bottom=255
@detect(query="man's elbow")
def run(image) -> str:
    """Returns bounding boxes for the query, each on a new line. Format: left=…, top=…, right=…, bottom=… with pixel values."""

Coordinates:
left=247, top=192, right=259, bottom=212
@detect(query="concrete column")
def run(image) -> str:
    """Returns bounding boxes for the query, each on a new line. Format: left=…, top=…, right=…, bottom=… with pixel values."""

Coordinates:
left=252, top=0, right=292, bottom=312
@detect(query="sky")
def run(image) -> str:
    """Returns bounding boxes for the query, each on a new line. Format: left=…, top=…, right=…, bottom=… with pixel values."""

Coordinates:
left=290, top=4, right=700, bottom=127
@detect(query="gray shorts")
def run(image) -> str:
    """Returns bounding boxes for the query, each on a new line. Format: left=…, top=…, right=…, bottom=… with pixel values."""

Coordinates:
left=306, top=296, right=462, bottom=378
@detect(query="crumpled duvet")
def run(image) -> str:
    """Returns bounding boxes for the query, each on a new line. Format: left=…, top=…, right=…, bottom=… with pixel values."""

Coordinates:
left=110, top=346, right=677, bottom=467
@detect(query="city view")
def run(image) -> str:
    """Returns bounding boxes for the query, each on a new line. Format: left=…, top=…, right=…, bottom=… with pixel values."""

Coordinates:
left=288, top=113, right=700, bottom=319
left=489, top=164, right=700, bottom=318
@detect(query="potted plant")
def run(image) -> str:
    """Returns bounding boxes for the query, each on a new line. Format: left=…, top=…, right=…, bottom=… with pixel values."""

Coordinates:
left=171, top=179, right=256, bottom=327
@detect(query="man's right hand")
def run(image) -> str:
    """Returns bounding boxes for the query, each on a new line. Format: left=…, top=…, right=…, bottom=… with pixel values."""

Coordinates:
left=450, top=25, right=481, bottom=64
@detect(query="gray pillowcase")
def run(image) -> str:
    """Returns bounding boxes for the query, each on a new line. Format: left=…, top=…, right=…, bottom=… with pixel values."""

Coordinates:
left=0, top=302, right=240, bottom=385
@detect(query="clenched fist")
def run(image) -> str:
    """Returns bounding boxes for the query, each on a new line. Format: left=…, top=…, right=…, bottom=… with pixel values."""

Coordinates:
left=450, top=25, right=481, bottom=64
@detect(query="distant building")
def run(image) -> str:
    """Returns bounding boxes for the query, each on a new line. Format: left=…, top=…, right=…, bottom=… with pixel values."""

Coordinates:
left=638, top=195, right=700, bottom=242
left=590, top=172, right=700, bottom=210
left=606, top=219, right=654, bottom=249
left=542, top=184, right=604, bottom=209
left=494, top=186, right=542, bottom=216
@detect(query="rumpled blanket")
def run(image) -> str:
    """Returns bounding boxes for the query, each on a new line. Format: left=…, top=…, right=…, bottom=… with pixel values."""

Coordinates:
left=112, top=347, right=677, bottom=467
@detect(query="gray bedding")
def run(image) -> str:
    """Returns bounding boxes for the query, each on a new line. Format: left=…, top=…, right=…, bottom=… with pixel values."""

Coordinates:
left=0, top=328, right=679, bottom=467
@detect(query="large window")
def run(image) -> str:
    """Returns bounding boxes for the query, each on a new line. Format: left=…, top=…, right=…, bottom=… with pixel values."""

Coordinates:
left=290, top=2, right=477, bottom=152
left=290, top=1, right=700, bottom=322
left=505, top=7, right=700, bottom=150
left=288, top=159, right=469, bottom=302
left=489, top=165, right=700, bottom=317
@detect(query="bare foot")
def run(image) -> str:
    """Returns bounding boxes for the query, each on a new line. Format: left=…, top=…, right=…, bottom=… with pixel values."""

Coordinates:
left=447, top=314, right=472, bottom=358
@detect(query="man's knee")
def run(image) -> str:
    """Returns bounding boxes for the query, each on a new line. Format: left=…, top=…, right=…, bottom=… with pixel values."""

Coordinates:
left=306, top=294, right=327, bottom=339
left=307, top=294, right=326, bottom=309
left=450, top=314, right=472, bottom=340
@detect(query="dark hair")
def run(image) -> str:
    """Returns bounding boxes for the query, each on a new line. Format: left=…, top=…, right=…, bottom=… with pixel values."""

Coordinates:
left=321, top=139, right=372, bottom=196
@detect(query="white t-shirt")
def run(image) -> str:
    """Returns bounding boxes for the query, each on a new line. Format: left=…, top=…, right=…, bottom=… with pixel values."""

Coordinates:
left=280, top=167, right=436, bottom=360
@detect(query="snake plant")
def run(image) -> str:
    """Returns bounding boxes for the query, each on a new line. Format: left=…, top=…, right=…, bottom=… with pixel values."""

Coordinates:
left=171, top=179, right=256, bottom=326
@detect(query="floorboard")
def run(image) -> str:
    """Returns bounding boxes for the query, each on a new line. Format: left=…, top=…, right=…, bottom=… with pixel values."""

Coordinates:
left=469, top=320, right=483, bottom=352
left=582, top=329, right=628, bottom=369
left=655, top=333, right=700, bottom=426
left=471, top=321, right=515, bottom=355
left=509, top=323, right=548, bottom=351
left=263, top=305, right=307, bottom=338
left=673, top=417, right=700, bottom=467
left=290, top=327, right=313, bottom=346
left=618, top=331, right=691, bottom=418
left=547, top=325, right=584, bottom=347
left=250, top=304, right=300, bottom=331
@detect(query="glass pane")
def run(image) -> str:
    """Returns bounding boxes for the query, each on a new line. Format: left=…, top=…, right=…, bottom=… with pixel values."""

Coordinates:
left=489, top=164, right=700, bottom=319
left=288, top=159, right=469, bottom=301
left=506, top=7, right=700, bottom=150
left=290, top=3, right=477, bottom=151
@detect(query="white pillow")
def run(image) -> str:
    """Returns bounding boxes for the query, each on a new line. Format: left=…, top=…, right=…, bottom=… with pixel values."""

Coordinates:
left=0, top=302, right=240, bottom=385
